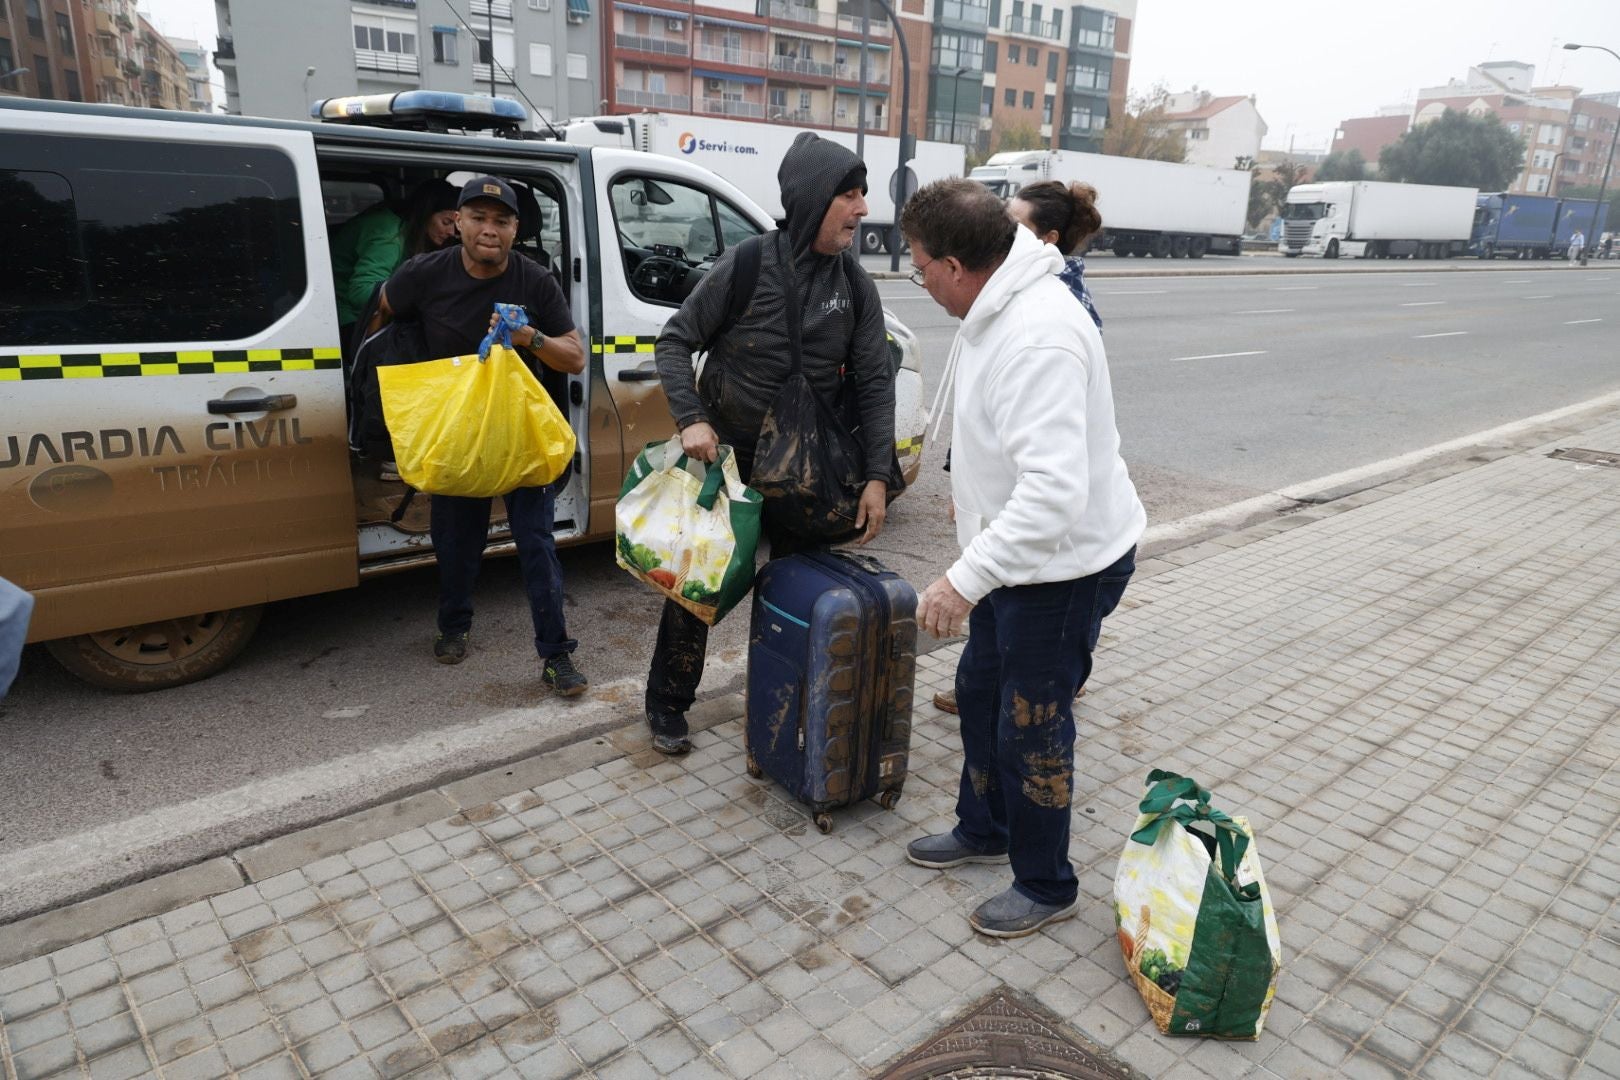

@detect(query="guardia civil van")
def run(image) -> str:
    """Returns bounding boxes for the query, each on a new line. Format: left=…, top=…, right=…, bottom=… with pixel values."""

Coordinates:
left=0, top=93, right=927, bottom=690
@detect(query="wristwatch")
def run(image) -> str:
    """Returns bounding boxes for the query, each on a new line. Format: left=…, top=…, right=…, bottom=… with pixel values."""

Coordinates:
left=529, top=326, right=545, bottom=350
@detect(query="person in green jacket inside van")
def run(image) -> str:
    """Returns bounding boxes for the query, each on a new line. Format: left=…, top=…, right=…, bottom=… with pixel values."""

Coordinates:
left=333, top=178, right=460, bottom=344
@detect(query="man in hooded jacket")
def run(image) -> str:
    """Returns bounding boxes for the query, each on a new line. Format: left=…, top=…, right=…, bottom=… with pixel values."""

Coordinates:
left=646, top=132, right=897, bottom=756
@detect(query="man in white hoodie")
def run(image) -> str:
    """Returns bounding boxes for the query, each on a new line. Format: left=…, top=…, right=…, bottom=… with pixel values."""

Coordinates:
left=900, top=178, right=1145, bottom=938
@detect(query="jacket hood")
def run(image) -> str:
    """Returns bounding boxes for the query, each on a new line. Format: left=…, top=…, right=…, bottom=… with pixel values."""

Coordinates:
left=961, top=226, right=1064, bottom=341
left=778, top=132, right=867, bottom=258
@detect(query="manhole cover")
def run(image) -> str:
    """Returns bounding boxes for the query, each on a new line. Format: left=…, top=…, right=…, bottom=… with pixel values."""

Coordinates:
left=1549, top=447, right=1620, bottom=468
left=876, top=987, right=1138, bottom=1080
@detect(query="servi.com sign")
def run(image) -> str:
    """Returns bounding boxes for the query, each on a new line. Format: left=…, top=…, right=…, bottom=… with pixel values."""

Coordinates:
left=678, top=131, right=761, bottom=155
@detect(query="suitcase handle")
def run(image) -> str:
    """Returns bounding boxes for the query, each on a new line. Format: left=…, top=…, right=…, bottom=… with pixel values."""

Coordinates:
left=829, top=549, right=887, bottom=576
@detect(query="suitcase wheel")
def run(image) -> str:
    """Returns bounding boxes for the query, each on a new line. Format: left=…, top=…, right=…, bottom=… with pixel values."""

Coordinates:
left=879, top=789, right=902, bottom=811
left=813, top=813, right=834, bottom=835
left=745, top=753, right=764, bottom=780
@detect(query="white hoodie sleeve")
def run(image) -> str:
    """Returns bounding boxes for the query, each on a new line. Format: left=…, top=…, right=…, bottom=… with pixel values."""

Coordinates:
left=945, top=343, right=1091, bottom=603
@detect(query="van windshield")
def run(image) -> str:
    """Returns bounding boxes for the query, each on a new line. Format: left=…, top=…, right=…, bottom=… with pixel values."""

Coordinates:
left=975, top=180, right=1008, bottom=198
left=1283, top=202, right=1327, bottom=221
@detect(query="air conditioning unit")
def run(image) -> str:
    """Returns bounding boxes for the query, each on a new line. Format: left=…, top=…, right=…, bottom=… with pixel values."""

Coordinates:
left=667, top=17, right=685, bottom=29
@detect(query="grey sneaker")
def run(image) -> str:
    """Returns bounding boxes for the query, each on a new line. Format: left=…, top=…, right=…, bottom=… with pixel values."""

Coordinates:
left=969, top=886, right=1080, bottom=939
left=433, top=631, right=468, bottom=665
left=905, top=832, right=1010, bottom=869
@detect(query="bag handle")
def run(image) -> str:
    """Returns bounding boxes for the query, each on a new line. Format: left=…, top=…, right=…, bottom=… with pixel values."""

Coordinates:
left=659, top=436, right=731, bottom=513
left=479, top=302, right=529, bottom=361
left=778, top=233, right=805, bottom=379
left=1129, top=769, right=1254, bottom=891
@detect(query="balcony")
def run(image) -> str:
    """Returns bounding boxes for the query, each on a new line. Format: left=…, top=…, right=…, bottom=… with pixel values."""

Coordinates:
left=773, top=106, right=830, bottom=125
left=699, top=96, right=765, bottom=118
left=214, top=37, right=235, bottom=61
left=936, top=0, right=989, bottom=28
left=94, top=9, right=115, bottom=34
left=357, top=49, right=421, bottom=75
left=1004, top=15, right=1059, bottom=38
left=96, top=54, right=122, bottom=80
left=769, top=54, right=834, bottom=78
left=116, top=11, right=134, bottom=30
left=834, top=60, right=889, bottom=85
left=835, top=11, right=889, bottom=37
left=616, top=33, right=689, bottom=57
left=471, top=0, right=514, bottom=16
left=471, top=62, right=515, bottom=83
left=694, top=43, right=767, bottom=68
left=620, top=87, right=691, bottom=110
left=122, top=57, right=142, bottom=76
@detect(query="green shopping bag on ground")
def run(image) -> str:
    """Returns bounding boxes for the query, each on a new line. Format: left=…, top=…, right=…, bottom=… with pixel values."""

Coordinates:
left=616, top=438, right=763, bottom=625
left=1113, top=770, right=1282, bottom=1039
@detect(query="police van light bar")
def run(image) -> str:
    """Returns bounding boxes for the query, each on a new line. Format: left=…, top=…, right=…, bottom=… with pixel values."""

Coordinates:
left=310, top=91, right=529, bottom=133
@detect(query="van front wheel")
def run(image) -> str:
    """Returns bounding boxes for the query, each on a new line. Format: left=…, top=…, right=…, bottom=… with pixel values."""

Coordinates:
left=45, top=606, right=264, bottom=692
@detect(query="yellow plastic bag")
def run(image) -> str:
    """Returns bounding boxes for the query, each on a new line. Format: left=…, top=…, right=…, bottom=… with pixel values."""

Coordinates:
left=377, top=343, right=575, bottom=498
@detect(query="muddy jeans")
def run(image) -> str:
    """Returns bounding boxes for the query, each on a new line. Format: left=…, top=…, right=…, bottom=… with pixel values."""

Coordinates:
left=952, top=547, right=1135, bottom=906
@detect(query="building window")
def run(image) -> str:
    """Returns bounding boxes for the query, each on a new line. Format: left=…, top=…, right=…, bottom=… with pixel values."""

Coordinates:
left=1046, top=51, right=1057, bottom=80
left=24, top=0, right=42, bottom=38
left=55, top=12, right=72, bottom=56
left=983, top=41, right=995, bottom=72
left=1026, top=46, right=1037, bottom=66
left=930, top=30, right=982, bottom=72
left=567, top=51, right=587, bottom=79
left=433, top=28, right=458, bottom=64
left=981, top=84, right=993, bottom=116
left=65, top=68, right=80, bottom=100
left=1007, top=43, right=1019, bottom=63
left=1074, top=8, right=1114, bottom=49
left=799, top=89, right=811, bottom=110
left=529, top=41, right=551, bottom=74
left=1022, top=90, right=1033, bottom=108
left=0, top=38, right=13, bottom=75
left=770, top=87, right=786, bottom=108
left=529, top=0, right=551, bottom=8
left=1051, top=9, right=1061, bottom=35
left=1003, top=87, right=1015, bottom=106
left=33, top=54, right=49, bottom=96
left=1042, top=93, right=1052, bottom=123
left=353, top=13, right=418, bottom=67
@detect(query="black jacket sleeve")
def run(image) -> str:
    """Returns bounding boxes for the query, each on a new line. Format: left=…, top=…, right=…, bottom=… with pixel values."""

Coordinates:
left=846, top=265, right=897, bottom=483
left=654, top=246, right=740, bottom=431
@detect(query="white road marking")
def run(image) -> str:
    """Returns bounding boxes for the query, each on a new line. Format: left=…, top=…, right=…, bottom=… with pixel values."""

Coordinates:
left=1401, top=301, right=1447, bottom=307
left=1566, top=318, right=1605, bottom=325
left=1167, top=350, right=1268, bottom=362
left=1524, top=294, right=1554, bottom=300
left=1415, top=331, right=1468, bottom=338
left=1401, top=282, right=1438, bottom=287
left=1101, top=289, right=1169, bottom=295
left=1272, top=286, right=1318, bottom=291
left=1234, top=308, right=1295, bottom=314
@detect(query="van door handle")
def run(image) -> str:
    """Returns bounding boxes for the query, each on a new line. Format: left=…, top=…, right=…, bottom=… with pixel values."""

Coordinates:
left=616, top=370, right=660, bottom=383
left=207, top=394, right=298, bottom=414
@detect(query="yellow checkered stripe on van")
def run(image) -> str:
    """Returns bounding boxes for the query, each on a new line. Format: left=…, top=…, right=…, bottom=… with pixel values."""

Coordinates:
left=896, top=434, right=925, bottom=456
left=0, top=348, right=343, bottom=382
left=592, top=335, right=658, bottom=355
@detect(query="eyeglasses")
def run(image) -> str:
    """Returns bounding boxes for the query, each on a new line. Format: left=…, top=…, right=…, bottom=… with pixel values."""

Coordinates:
left=908, top=256, right=936, bottom=287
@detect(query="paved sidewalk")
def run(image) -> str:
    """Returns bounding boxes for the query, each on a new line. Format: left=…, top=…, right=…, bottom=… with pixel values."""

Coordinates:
left=5, top=418, right=1620, bottom=1079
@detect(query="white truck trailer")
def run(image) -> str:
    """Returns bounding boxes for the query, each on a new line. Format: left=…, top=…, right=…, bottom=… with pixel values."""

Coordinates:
left=967, top=150, right=1250, bottom=257
left=1279, top=180, right=1478, bottom=259
left=562, top=112, right=964, bottom=255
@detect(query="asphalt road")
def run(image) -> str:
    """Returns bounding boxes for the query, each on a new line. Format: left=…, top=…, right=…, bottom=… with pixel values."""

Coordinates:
left=3, top=262, right=1617, bottom=919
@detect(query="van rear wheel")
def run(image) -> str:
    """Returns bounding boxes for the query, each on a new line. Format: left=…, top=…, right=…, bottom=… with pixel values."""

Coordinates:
left=45, top=606, right=264, bottom=692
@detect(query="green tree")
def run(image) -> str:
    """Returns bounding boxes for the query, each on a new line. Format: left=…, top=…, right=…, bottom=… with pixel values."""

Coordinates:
left=993, top=121, right=1045, bottom=154
left=1247, top=159, right=1309, bottom=229
left=1100, top=85, right=1187, bottom=163
left=1315, top=148, right=1368, bottom=182
left=1556, top=182, right=1611, bottom=201
left=1378, top=109, right=1525, bottom=190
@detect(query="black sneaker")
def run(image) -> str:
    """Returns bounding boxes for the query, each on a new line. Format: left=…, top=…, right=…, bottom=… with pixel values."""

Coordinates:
left=433, top=631, right=468, bottom=665
left=646, top=711, right=692, bottom=756
left=542, top=654, right=589, bottom=697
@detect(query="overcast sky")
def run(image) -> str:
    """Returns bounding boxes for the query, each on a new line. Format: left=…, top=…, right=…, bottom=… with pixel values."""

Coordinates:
left=139, top=0, right=1620, bottom=149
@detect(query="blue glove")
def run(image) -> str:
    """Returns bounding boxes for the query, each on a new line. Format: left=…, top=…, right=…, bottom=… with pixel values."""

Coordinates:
left=478, top=302, right=530, bottom=361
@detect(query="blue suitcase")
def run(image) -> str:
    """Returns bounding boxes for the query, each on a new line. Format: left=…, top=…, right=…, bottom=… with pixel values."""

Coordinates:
left=745, top=550, right=918, bottom=833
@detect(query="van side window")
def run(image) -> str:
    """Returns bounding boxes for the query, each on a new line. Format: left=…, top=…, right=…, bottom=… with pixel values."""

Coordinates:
left=609, top=176, right=761, bottom=306
left=0, top=136, right=307, bottom=348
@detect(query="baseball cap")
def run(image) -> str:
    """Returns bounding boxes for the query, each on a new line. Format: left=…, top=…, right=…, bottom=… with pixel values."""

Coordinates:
left=457, top=175, right=520, bottom=215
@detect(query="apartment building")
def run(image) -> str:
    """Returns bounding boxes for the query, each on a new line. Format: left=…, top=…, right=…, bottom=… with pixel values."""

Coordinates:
left=1561, top=93, right=1617, bottom=195
left=170, top=36, right=213, bottom=112
left=602, top=0, right=896, bottom=134
left=215, top=0, right=599, bottom=125
left=1160, top=89, right=1265, bottom=170
left=0, top=0, right=88, bottom=102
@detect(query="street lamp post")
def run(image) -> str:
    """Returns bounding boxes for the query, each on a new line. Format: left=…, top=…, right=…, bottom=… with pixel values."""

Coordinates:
left=1563, top=43, right=1619, bottom=265
left=947, top=66, right=967, bottom=146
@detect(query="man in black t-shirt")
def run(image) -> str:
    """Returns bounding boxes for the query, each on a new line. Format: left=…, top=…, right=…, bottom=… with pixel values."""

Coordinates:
left=373, top=175, right=589, bottom=695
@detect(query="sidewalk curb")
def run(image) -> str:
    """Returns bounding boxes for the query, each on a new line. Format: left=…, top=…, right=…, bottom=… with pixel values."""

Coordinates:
left=4, top=398, right=1617, bottom=967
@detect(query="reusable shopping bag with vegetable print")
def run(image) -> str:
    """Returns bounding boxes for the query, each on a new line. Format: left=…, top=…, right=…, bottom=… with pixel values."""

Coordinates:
left=1114, top=770, right=1282, bottom=1039
left=616, top=438, right=763, bottom=626
left=377, top=304, right=574, bottom=497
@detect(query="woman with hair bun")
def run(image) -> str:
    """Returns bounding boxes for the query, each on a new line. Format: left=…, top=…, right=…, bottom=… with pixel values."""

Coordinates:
left=1008, top=180, right=1104, bottom=331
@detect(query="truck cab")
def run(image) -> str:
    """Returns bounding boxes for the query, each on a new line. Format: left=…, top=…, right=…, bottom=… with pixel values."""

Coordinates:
left=1278, top=183, right=1343, bottom=257
left=967, top=151, right=1056, bottom=200
left=0, top=93, right=927, bottom=690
